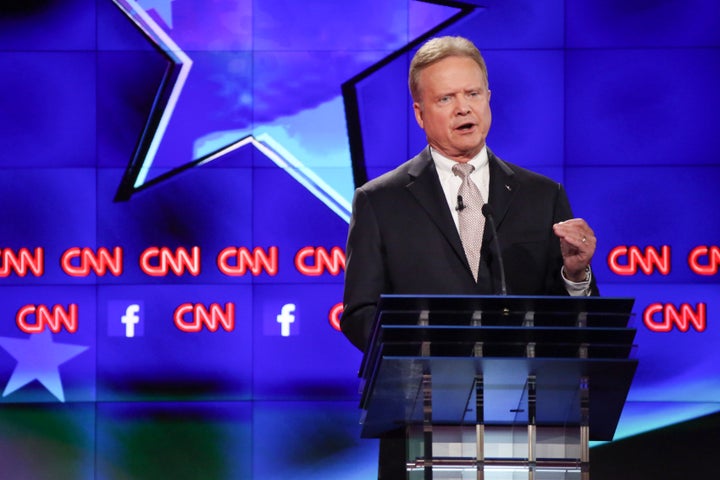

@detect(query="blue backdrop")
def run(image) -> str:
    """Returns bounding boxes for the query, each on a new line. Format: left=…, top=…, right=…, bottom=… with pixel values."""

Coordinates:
left=0, top=1, right=719, bottom=478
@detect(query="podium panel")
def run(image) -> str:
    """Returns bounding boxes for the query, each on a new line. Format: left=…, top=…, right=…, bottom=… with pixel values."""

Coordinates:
left=357, top=295, right=638, bottom=479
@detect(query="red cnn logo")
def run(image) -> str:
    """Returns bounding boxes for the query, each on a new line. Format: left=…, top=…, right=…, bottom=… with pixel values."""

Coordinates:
left=328, top=302, right=343, bottom=331
left=643, top=302, right=707, bottom=333
left=608, top=245, right=671, bottom=275
left=61, top=247, right=123, bottom=277
left=174, top=302, right=235, bottom=332
left=0, top=247, right=44, bottom=277
left=140, top=246, right=201, bottom=276
left=295, top=246, right=345, bottom=276
left=16, top=304, right=79, bottom=333
left=217, top=246, right=278, bottom=276
left=688, top=246, right=720, bottom=275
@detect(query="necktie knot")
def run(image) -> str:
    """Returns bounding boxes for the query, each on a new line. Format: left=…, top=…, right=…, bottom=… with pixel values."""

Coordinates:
left=452, top=163, right=475, bottom=179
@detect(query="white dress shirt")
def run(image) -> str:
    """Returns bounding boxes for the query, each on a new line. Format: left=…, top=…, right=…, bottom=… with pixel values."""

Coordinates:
left=431, top=146, right=489, bottom=231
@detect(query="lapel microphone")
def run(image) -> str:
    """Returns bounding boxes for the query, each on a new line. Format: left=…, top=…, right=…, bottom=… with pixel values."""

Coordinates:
left=456, top=195, right=466, bottom=211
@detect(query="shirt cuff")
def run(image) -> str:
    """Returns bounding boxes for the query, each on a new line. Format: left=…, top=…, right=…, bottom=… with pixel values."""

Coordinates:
left=562, top=266, right=592, bottom=297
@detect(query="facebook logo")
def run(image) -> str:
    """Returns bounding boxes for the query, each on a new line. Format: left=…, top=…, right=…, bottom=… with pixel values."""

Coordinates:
left=263, top=302, right=299, bottom=336
left=108, top=301, right=144, bottom=337
left=121, top=305, right=141, bottom=337
left=276, top=304, right=296, bottom=337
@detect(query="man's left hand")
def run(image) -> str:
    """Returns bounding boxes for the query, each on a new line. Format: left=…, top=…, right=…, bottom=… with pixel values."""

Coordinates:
left=553, top=218, right=595, bottom=282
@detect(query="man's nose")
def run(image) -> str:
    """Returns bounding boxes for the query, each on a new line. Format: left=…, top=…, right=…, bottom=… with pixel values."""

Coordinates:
left=456, top=101, right=471, bottom=114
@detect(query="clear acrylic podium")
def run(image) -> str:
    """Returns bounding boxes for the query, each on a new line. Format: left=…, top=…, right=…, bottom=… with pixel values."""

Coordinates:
left=357, top=295, right=638, bottom=480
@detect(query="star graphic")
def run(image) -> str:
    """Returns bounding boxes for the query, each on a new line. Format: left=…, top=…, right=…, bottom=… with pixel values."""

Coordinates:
left=0, top=330, right=88, bottom=402
left=138, top=0, right=175, bottom=28
left=110, top=0, right=480, bottom=214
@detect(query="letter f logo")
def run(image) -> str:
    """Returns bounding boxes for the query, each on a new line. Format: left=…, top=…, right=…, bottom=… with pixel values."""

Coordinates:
left=121, top=304, right=141, bottom=338
left=276, top=304, right=296, bottom=337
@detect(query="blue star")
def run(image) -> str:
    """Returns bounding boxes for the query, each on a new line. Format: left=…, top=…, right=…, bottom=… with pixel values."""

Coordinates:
left=0, top=330, right=88, bottom=402
left=110, top=0, right=477, bottom=216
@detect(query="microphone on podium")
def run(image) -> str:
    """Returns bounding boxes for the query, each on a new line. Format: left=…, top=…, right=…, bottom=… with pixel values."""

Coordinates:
left=482, top=204, right=507, bottom=295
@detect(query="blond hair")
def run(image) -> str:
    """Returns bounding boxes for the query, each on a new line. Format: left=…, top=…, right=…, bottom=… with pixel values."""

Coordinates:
left=409, top=36, right=488, bottom=102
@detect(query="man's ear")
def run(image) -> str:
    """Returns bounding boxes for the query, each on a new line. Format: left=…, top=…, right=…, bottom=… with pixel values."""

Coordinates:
left=413, top=102, right=424, bottom=128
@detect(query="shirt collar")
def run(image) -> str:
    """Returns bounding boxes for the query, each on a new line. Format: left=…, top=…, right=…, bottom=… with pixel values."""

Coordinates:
left=431, top=145, right=489, bottom=175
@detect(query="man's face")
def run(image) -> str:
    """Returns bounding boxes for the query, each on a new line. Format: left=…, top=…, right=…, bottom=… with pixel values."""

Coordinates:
left=413, top=55, right=492, bottom=163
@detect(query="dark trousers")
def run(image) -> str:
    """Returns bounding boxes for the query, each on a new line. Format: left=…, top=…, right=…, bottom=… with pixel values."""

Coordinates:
left=378, top=432, right=407, bottom=479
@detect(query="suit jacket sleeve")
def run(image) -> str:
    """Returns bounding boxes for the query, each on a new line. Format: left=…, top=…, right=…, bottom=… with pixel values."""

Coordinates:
left=532, top=181, right=599, bottom=296
left=341, top=187, right=386, bottom=351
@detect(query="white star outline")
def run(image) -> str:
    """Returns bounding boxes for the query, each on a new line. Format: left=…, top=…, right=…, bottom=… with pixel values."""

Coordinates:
left=113, top=0, right=355, bottom=219
left=111, top=0, right=475, bottom=219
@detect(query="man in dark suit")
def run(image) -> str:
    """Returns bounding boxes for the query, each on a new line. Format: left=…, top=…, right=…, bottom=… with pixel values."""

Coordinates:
left=340, top=36, right=598, bottom=477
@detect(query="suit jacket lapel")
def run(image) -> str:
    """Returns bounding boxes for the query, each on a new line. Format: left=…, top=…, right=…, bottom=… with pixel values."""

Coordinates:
left=405, top=148, right=468, bottom=269
left=403, top=147, right=518, bottom=283
left=473, top=149, right=517, bottom=290
left=487, top=148, right=517, bottom=228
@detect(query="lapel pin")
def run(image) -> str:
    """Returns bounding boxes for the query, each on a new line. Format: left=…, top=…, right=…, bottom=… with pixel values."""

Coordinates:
left=505, top=184, right=512, bottom=191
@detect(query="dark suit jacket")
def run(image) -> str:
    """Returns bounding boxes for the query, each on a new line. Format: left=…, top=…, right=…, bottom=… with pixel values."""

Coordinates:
left=341, top=146, right=598, bottom=351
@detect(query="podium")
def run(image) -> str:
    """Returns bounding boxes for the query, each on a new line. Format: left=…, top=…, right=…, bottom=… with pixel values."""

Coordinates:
left=357, top=295, right=638, bottom=480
